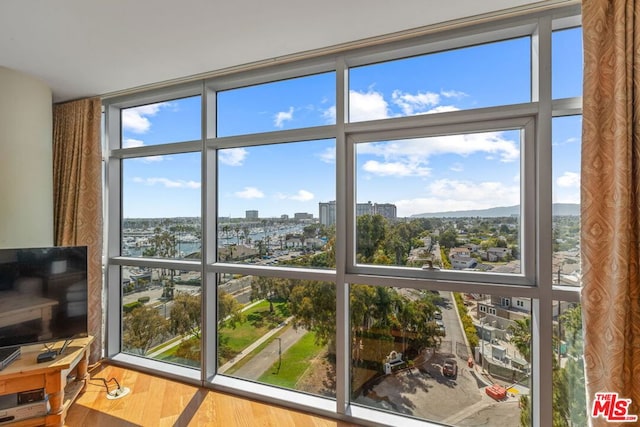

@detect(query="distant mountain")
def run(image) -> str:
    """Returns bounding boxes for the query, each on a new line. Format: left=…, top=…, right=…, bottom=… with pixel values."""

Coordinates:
left=411, top=203, right=580, bottom=218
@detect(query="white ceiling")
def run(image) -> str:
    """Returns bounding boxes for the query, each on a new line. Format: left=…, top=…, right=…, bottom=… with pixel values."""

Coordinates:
left=1, top=0, right=553, bottom=103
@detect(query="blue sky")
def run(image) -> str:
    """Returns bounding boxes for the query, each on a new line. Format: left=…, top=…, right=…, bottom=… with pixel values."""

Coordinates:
left=121, top=29, right=582, bottom=219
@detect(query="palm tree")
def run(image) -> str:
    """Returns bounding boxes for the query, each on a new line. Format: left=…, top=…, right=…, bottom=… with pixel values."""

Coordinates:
left=234, top=225, right=241, bottom=245
left=221, top=224, right=230, bottom=243
left=508, top=316, right=531, bottom=363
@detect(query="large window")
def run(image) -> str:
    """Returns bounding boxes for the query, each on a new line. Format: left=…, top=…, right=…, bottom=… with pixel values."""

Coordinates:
left=104, top=5, right=584, bottom=427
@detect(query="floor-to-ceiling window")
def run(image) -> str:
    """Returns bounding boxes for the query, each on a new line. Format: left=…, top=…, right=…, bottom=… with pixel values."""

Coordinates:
left=104, top=5, right=583, bottom=426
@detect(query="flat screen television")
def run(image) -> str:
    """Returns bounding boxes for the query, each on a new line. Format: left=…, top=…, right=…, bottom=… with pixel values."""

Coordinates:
left=0, top=246, right=88, bottom=349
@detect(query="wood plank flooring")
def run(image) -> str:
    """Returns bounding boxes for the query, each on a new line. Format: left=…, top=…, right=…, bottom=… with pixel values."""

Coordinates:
left=65, top=363, right=362, bottom=427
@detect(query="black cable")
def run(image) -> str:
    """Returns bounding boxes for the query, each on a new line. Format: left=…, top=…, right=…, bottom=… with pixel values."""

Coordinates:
left=93, top=377, right=123, bottom=396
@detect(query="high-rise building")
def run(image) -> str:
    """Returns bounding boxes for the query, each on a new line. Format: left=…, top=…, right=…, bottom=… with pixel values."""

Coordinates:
left=318, top=201, right=336, bottom=226
left=374, top=203, right=397, bottom=220
left=294, top=212, right=313, bottom=220
left=320, top=201, right=397, bottom=226
left=356, top=201, right=373, bottom=217
left=246, top=210, right=259, bottom=219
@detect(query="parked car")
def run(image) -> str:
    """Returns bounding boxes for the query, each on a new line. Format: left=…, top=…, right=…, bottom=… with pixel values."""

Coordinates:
left=443, top=359, right=458, bottom=377
left=434, top=310, right=442, bottom=320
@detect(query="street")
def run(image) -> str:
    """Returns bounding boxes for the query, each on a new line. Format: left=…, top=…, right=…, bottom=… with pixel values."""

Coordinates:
left=353, top=291, right=523, bottom=426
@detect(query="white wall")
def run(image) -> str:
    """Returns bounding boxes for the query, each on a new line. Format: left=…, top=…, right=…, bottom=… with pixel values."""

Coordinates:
left=0, top=66, right=53, bottom=248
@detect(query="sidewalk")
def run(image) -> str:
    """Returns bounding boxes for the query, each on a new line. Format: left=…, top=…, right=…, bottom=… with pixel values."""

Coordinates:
left=218, top=315, right=294, bottom=373
left=147, top=298, right=268, bottom=359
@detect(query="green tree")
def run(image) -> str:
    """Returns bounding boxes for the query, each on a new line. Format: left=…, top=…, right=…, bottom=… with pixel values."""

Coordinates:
left=144, top=226, right=178, bottom=258
left=170, top=292, right=201, bottom=339
left=439, top=228, right=459, bottom=249
left=356, top=214, right=387, bottom=261
left=288, top=281, right=336, bottom=351
left=251, top=276, right=293, bottom=313
left=560, top=305, right=586, bottom=427
left=405, top=296, right=442, bottom=350
left=218, top=289, right=243, bottom=329
left=123, top=305, right=168, bottom=355
left=511, top=314, right=576, bottom=427
left=350, top=285, right=379, bottom=332
left=508, top=317, right=531, bottom=363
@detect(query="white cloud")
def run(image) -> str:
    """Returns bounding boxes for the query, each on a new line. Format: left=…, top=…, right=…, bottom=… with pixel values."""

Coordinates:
left=235, top=187, right=264, bottom=199
left=132, top=177, right=200, bottom=189
left=349, top=90, right=390, bottom=121
left=123, top=138, right=145, bottom=148
left=274, top=107, right=294, bottom=128
left=450, top=163, right=464, bottom=172
left=440, top=89, right=468, bottom=99
left=553, top=136, right=580, bottom=146
left=141, top=156, right=164, bottom=163
left=317, top=147, right=335, bottom=164
left=362, top=160, right=431, bottom=177
left=219, top=148, right=248, bottom=166
left=424, top=105, right=460, bottom=114
left=322, top=105, right=336, bottom=123
left=392, top=90, right=440, bottom=115
left=393, top=179, right=520, bottom=216
left=275, top=190, right=315, bottom=201
left=357, top=132, right=519, bottom=179
left=346, top=88, right=467, bottom=122
left=122, top=103, right=167, bottom=134
left=557, top=171, right=580, bottom=188
left=429, top=179, right=519, bottom=203
left=291, top=190, right=314, bottom=201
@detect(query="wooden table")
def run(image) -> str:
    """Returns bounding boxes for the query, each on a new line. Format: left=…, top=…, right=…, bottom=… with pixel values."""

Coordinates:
left=0, top=336, right=94, bottom=426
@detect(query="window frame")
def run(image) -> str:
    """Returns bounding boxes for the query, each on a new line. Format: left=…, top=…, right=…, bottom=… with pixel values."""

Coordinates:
left=345, top=114, right=536, bottom=286
left=102, top=4, right=583, bottom=427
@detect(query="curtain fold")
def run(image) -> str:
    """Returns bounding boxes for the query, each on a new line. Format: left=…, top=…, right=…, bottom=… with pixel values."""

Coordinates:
left=52, top=97, right=103, bottom=364
left=581, top=0, right=640, bottom=425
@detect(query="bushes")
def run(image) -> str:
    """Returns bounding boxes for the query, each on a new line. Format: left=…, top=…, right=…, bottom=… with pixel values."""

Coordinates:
left=453, top=293, right=478, bottom=350
left=123, top=301, right=142, bottom=314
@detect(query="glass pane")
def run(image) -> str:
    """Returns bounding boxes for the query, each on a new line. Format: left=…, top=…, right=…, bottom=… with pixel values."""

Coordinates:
left=350, top=287, right=530, bottom=425
left=552, top=28, right=583, bottom=100
left=217, top=72, right=335, bottom=137
left=121, top=266, right=202, bottom=369
left=121, top=96, right=201, bottom=147
left=554, top=302, right=586, bottom=426
left=349, top=37, right=530, bottom=122
left=122, top=153, right=201, bottom=259
left=217, top=140, right=335, bottom=267
left=355, top=131, right=522, bottom=275
left=218, top=276, right=336, bottom=398
left=552, top=116, right=581, bottom=286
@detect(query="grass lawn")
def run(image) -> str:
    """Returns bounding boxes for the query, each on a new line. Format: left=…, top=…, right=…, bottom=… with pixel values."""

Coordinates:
left=257, top=331, right=325, bottom=389
left=155, top=336, right=200, bottom=367
left=220, top=299, right=288, bottom=355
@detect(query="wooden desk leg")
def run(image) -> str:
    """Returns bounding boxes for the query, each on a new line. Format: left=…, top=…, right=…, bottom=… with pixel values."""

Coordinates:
left=46, top=371, right=64, bottom=427
left=77, top=348, right=89, bottom=392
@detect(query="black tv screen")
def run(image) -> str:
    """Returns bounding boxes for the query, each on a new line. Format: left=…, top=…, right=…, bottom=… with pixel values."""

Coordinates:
left=0, top=246, right=88, bottom=349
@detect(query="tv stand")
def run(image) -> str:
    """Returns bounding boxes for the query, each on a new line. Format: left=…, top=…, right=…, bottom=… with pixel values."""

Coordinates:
left=0, top=336, right=94, bottom=426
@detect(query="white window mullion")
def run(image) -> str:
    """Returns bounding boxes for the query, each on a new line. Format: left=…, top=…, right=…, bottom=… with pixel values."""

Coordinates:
left=105, top=103, right=123, bottom=358
left=335, top=56, right=349, bottom=415
left=203, top=83, right=217, bottom=381
left=532, top=15, right=554, bottom=427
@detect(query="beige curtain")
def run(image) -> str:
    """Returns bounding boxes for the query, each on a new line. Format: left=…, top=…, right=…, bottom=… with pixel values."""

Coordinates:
left=52, top=97, right=103, bottom=364
left=581, top=0, right=640, bottom=424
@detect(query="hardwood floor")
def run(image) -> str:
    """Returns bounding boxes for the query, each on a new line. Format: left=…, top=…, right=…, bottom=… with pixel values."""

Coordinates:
left=65, top=363, right=362, bottom=427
